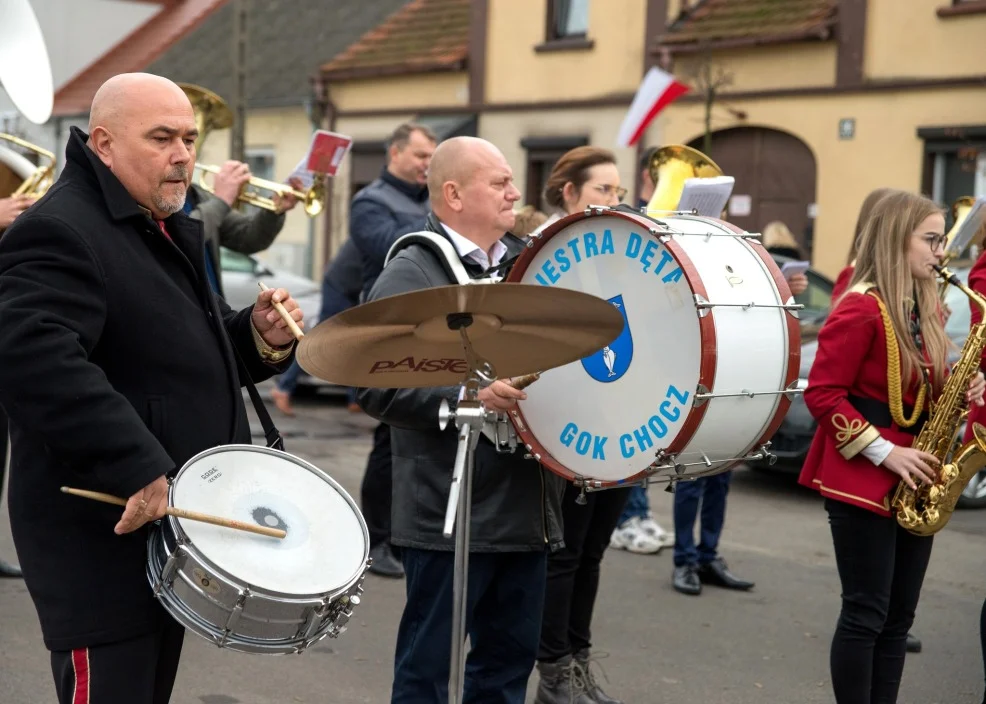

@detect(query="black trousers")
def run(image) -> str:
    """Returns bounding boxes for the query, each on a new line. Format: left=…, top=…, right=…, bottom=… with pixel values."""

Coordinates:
left=981, top=596, right=986, bottom=704
left=50, top=618, right=185, bottom=704
left=361, top=422, right=394, bottom=549
left=826, top=498, right=933, bottom=704
left=538, top=483, right=630, bottom=662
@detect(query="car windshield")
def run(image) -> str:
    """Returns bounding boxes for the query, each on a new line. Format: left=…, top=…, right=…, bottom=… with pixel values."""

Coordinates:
left=219, top=247, right=257, bottom=273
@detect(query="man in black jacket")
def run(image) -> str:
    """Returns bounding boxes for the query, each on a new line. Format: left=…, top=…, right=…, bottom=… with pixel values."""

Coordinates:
left=348, top=123, right=436, bottom=578
left=0, top=73, right=304, bottom=704
left=357, top=136, right=566, bottom=703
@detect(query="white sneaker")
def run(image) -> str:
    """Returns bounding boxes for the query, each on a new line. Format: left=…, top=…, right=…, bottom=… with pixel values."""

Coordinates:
left=609, top=517, right=663, bottom=554
left=638, top=515, right=675, bottom=548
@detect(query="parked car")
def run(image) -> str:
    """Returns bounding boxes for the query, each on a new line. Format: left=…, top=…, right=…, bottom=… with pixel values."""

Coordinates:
left=758, top=257, right=986, bottom=509
left=219, top=247, right=330, bottom=390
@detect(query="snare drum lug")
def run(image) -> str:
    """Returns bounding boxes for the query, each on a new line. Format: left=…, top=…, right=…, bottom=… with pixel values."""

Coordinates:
left=218, top=590, right=248, bottom=648
left=154, top=545, right=185, bottom=596
left=575, top=485, right=588, bottom=506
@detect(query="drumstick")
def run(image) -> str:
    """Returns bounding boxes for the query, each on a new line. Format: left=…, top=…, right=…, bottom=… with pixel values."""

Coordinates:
left=60, top=487, right=287, bottom=539
left=258, top=281, right=305, bottom=341
left=512, top=372, right=541, bottom=390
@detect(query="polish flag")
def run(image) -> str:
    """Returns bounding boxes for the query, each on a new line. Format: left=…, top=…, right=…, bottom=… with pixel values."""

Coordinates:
left=616, top=67, right=690, bottom=148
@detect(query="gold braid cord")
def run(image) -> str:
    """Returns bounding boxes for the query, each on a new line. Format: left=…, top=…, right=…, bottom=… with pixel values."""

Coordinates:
left=867, top=292, right=927, bottom=428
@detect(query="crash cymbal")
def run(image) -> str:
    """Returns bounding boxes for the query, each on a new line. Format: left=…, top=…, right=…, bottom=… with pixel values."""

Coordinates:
left=297, top=283, right=624, bottom=388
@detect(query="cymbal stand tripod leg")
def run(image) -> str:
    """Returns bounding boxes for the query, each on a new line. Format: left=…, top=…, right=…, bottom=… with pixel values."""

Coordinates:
left=440, top=313, right=495, bottom=704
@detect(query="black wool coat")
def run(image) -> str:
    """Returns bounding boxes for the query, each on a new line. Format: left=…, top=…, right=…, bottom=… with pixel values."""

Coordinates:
left=0, top=127, right=289, bottom=650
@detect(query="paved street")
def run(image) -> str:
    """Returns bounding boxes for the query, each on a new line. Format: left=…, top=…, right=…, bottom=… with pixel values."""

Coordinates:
left=1, top=387, right=985, bottom=703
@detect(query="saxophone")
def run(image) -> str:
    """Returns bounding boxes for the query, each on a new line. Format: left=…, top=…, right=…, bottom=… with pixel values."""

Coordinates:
left=892, top=265, right=986, bottom=536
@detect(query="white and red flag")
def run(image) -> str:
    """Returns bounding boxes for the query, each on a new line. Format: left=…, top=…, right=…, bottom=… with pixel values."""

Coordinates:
left=615, top=67, right=690, bottom=148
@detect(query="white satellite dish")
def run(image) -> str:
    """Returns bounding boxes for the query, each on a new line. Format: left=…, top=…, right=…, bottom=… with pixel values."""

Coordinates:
left=0, top=0, right=54, bottom=125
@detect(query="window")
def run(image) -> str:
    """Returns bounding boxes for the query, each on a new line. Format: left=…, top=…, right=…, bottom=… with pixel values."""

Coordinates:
left=521, top=135, right=589, bottom=212
left=242, top=147, right=275, bottom=216
left=919, top=126, right=986, bottom=236
left=548, top=0, right=589, bottom=39
left=537, top=0, right=593, bottom=51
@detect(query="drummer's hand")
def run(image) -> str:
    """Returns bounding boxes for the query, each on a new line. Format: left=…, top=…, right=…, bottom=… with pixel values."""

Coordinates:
left=253, top=287, right=304, bottom=347
left=477, top=380, right=527, bottom=412
left=114, top=475, right=169, bottom=535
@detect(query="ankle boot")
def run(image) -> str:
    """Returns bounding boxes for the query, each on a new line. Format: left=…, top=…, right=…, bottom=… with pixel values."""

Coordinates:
left=534, top=655, right=594, bottom=704
left=573, top=649, right=624, bottom=704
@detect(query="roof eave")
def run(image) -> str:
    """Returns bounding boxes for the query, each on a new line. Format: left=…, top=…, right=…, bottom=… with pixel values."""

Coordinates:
left=653, top=24, right=835, bottom=55
left=321, top=57, right=467, bottom=82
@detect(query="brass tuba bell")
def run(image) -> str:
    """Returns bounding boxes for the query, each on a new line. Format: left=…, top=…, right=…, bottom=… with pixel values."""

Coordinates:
left=646, top=145, right=724, bottom=214
left=0, top=133, right=55, bottom=199
left=177, top=82, right=233, bottom=153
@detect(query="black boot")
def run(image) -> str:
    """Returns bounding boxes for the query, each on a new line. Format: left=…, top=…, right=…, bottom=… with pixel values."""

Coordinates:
left=573, top=649, right=623, bottom=704
left=0, top=558, right=21, bottom=578
left=535, top=655, right=594, bottom=704
left=906, top=632, right=922, bottom=653
left=367, top=543, right=404, bottom=578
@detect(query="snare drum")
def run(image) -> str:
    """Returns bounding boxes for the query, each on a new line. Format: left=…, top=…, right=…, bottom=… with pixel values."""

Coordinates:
left=505, top=209, right=800, bottom=487
left=147, top=445, right=369, bottom=654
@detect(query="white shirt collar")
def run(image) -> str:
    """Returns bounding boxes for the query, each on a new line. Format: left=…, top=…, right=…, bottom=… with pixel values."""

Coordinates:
left=440, top=223, right=508, bottom=274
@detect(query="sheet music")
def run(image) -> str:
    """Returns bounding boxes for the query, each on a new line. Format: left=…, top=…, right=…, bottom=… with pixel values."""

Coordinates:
left=676, top=176, right=735, bottom=217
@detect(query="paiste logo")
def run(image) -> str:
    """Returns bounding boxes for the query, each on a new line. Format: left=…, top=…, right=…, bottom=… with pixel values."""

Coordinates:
left=369, top=357, right=469, bottom=374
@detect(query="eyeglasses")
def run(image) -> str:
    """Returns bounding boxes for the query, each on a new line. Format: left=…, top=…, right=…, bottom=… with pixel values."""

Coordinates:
left=918, top=234, right=947, bottom=251
left=591, top=184, right=628, bottom=203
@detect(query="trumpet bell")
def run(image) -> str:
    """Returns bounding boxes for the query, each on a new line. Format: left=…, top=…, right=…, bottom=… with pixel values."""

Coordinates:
left=194, top=164, right=325, bottom=218
left=646, top=145, right=723, bottom=214
left=177, top=83, right=233, bottom=152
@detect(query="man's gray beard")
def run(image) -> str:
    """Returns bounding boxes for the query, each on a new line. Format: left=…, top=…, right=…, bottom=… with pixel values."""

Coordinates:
left=152, top=185, right=187, bottom=216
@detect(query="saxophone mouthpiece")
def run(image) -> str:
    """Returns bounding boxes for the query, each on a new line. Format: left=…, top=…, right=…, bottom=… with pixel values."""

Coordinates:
left=933, top=264, right=962, bottom=288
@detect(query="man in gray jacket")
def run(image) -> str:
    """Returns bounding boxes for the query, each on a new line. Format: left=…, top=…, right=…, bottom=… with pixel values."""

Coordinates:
left=183, top=160, right=301, bottom=296
left=358, top=136, right=565, bottom=704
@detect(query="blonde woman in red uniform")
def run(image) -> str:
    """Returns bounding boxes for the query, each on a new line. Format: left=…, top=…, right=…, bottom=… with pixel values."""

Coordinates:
left=799, top=190, right=985, bottom=704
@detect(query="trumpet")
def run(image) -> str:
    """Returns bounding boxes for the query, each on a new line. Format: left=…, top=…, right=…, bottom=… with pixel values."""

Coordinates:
left=194, top=163, right=326, bottom=217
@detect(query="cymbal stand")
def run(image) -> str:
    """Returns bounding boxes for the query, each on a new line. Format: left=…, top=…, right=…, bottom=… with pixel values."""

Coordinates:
left=438, top=312, right=496, bottom=704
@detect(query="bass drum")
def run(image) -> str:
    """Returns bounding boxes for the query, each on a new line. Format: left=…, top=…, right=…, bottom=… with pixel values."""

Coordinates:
left=505, top=209, right=800, bottom=487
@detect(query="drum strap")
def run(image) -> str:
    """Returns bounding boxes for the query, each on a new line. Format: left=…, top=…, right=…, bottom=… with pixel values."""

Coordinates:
left=228, top=342, right=285, bottom=451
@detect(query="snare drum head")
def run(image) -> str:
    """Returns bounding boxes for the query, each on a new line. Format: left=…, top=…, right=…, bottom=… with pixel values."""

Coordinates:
left=171, top=447, right=368, bottom=596
left=508, top=212, right=705, bottom=483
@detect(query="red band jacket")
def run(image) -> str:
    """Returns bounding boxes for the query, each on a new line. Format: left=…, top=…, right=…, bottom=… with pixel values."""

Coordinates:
left=964, top=251, right=986, bottom=442
left=798, top=286, right=935, bottom=516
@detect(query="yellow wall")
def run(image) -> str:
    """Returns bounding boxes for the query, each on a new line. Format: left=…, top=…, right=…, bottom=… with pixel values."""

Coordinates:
left=329, top=72, right=468, bottom=112
left=480, top=107, right=641, bottom=209
left=653, top=86, right=986, bottom=279
left=865, top=0, right=986, bottom=79
left=195, top=106, right=323, bottom=279
left=485, top=0, right=647, bottom=104
left=673, top=42, right=837, bottom=93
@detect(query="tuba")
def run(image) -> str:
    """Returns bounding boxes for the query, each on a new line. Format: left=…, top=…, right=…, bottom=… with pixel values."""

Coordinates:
left=177, top=83, right=233, bottom=154
left=0, top=133, right=55, bottom=198
left=646, top=145, right=723, bottom=213
left=178, top=82, right=325, bottom=218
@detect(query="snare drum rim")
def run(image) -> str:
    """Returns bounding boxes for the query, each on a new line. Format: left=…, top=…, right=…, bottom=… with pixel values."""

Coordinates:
left=505, top=208, right=717, bottom=486
left=165, top=444, right=370, bottom=601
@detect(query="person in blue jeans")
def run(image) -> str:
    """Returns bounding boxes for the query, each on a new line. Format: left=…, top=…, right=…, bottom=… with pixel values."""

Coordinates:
left=271, top=237, right=363, bottom=416
left=609, top=484, right=673, bottom=555
left=671, top=471, right=754, bottom=595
